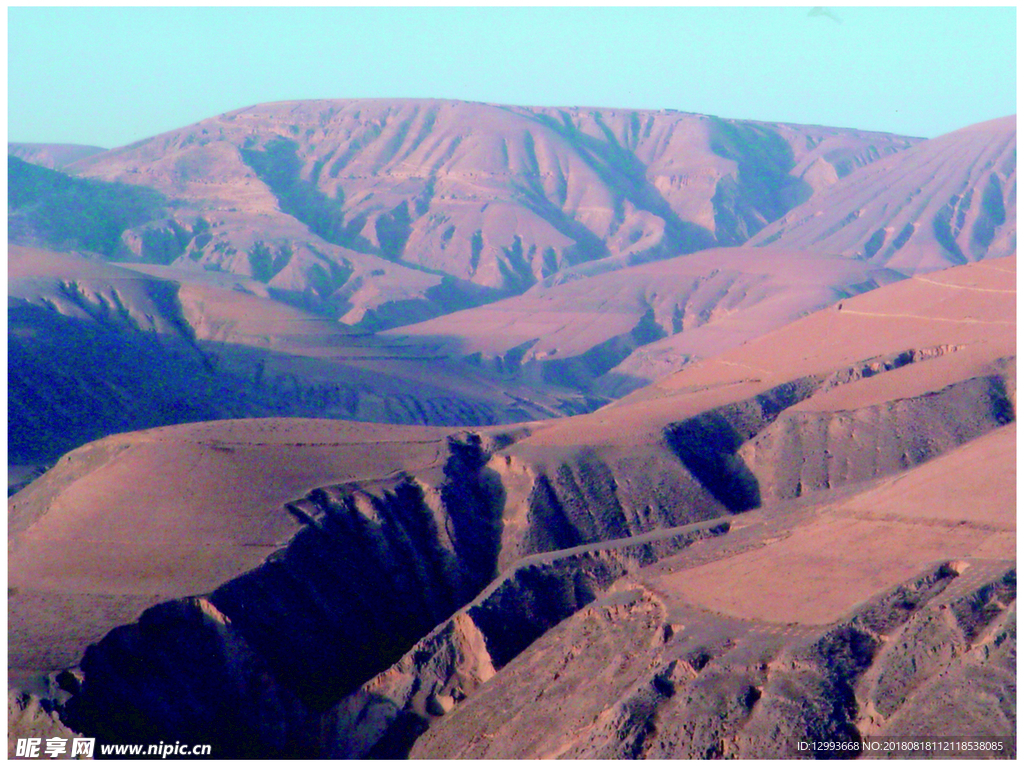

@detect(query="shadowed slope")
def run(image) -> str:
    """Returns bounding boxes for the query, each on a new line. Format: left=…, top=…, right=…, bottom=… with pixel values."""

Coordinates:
left=8, top=245, right=576, bottom=465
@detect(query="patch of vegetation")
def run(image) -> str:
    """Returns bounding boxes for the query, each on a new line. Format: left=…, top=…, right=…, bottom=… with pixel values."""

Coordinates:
left=971, top=173, right=1006, bottom=249
left=240, top=137, right=370, bottom=251
left=248, top=241, right=293, bottom=282
left=375, top=201, right=411, bottom=260
left=8, top=155, right=167, bottom=256
left=708, top=117, right=810, bottom=244
left=141, top=219, right=192, bottom=264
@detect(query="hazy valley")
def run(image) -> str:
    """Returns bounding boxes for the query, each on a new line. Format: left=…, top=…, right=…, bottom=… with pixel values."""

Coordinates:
left=7, top=99, right=1016, bottom=758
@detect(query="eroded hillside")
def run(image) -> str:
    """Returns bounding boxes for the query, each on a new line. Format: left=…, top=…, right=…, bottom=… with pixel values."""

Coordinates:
left=389, top=116, right=1017, bottom=395
left=8, top=257, right=1015, bottom=758
left=750, top=116, right=1016, bottom=272
left=8, top=245, right=581, bottom=469
left=61, top=99, right=917, bottom=326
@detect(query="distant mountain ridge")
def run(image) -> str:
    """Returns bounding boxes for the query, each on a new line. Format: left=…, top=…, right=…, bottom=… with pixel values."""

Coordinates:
left=750, top=115, right=1016, bottom=271
left=57, top=99, right=920, bottom=327
left=7, top=103, right=1015, bottom=464
left=383, top=115, right=1015, bottom=395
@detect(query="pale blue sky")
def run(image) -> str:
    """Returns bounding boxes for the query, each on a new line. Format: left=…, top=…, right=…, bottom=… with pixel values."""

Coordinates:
left=8, top=6, right=1016, bottom=148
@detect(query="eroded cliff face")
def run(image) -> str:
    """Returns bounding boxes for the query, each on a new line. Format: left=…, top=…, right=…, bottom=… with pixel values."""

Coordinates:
left=324, top=520, right=729, bottom=758
left=54, top=430, right=732, bottom=756
left=666, top=353, right=1015, bottom=509
left=61, top=434, right=504, bottom=755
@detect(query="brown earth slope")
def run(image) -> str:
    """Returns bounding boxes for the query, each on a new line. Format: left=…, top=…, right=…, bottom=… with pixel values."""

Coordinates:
left=390, top=246, right=905, bottom=394
left=8, top=257, right=1013, bottom=757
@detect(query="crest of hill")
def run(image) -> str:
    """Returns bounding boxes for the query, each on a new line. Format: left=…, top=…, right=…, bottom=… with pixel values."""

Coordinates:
left=8, top=143, right=106, bottom=169
left=749, top=115, right=1016, bottom=272
left=62, top=99, right=918, bottom=326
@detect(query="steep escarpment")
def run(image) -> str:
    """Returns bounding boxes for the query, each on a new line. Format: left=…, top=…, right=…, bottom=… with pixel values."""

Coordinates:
left=663, top=375, right=821, bottom=511
left=740, top=370, right=1014, bottom=501
left=510, top=447, right=727, bottom=560
left=326, top=520, right=729, bottom=758
left=61, top=433, right=505, bottom=753
left=664, top=352, right=1014, bottom=510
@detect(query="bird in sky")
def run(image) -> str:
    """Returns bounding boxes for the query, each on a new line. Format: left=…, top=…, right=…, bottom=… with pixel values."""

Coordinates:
left=808, top=7, right=843, bottom=24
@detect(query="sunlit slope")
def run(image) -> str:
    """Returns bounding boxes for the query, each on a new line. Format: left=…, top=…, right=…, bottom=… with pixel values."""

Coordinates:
left=502, top=257, right=1014, bottom=459
left=749, top=115, right=1016, bottom=272
left=8, top=419, right=456, bottom=672
left=391, top=246, right=904, bottom=392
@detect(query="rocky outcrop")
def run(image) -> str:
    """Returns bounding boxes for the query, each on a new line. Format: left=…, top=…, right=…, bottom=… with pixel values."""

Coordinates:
left=8, top=688, right=84, bottom=760
left=411, top=563, right=1015, bottom=759
left=741, top=373, right=1015, bottom=501
left=665, top=352, right=1015, bottom=510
